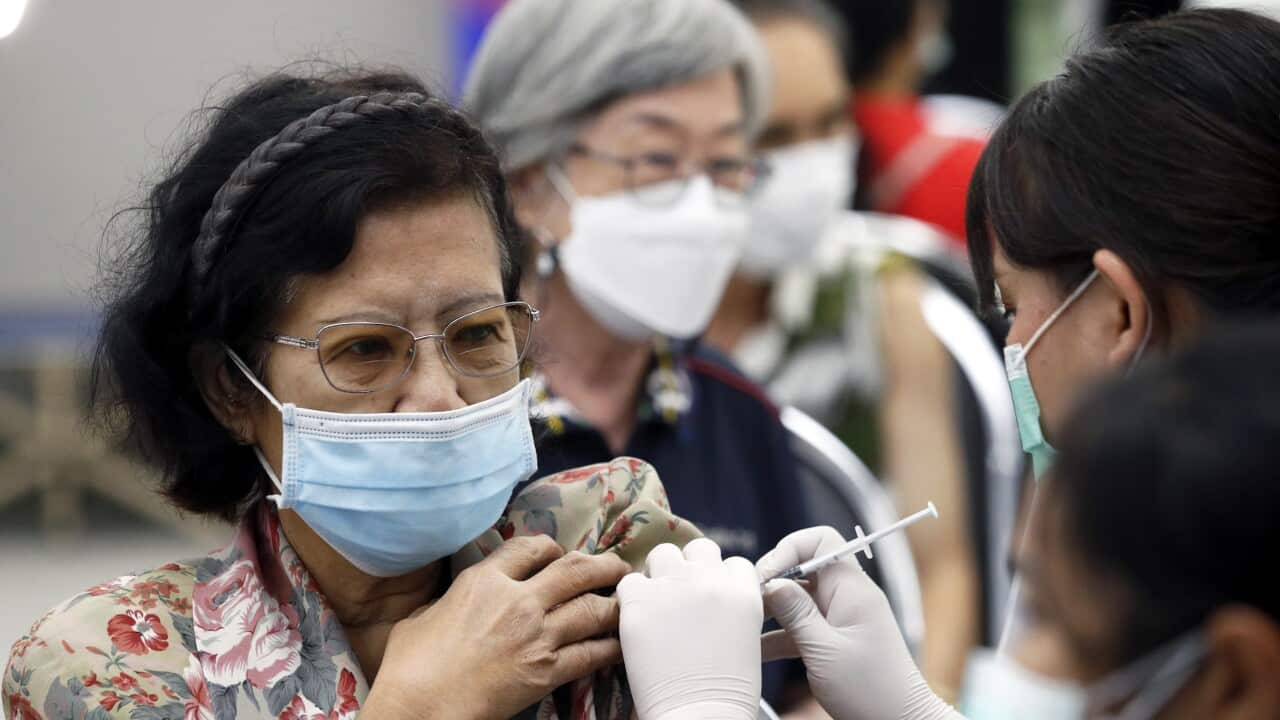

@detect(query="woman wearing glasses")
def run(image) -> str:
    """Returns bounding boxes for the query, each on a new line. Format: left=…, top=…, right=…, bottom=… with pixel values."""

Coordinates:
left=2, top=70, right=699, bottom=720
left=464, top=0, right=814, bottom=707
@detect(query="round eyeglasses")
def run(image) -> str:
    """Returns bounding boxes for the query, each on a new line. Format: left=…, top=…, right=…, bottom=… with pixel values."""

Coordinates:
left=567, top=143, right=771, bottom=207
left=269, top=301, right=539, bottom=394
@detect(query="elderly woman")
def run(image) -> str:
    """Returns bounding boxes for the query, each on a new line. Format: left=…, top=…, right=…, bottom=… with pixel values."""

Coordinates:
left=463, top=0, right=813, bottom=706
left=3, top=70, right=698, bottom=720
left=463, top=0, right=808, bottom=587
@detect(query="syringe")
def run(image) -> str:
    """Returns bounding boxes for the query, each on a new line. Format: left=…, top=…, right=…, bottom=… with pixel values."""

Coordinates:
left=760, top=502, right=939, bottom=586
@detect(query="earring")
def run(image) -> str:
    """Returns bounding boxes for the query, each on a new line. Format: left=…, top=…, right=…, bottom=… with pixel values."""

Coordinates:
left=530, top=226, right=559, bottom=280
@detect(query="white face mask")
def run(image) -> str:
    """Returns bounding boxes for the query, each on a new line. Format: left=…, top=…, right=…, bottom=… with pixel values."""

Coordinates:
left=963, top=631, right=1206, bottom=720
left=741, top=135, right=856, bottom=278
left=547, top=168, right=748, bottom=340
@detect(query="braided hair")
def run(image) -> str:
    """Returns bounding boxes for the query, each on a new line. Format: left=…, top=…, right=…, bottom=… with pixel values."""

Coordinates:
left=92, top=70, right=525, bottom=520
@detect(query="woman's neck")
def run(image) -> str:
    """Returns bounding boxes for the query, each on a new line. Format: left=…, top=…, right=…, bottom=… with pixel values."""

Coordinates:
left=535, top=273, right=651, bottom=454
left=278, top=509, right=442, bottom=681
left=703, top=273, right=773, bottom=355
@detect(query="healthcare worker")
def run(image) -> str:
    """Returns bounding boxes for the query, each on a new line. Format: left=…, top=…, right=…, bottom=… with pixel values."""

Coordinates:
left=621, top=324, right=1280, bottom=720
left=618, top=7, right=1280, bottom=719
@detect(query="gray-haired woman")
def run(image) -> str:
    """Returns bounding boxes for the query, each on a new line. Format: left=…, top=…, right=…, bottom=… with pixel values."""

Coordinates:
left=464, top=0, right=814, bottom=709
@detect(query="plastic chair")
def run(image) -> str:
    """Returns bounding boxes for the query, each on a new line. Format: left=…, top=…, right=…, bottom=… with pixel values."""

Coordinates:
left=781, top=406, right=927, bottom=657
left=844, top=211, right=1024, bottom=644
left=918, top=280, right=1024, bottom=643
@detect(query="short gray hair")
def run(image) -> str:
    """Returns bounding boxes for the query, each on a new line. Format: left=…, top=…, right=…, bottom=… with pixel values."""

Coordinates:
left=463, top=0, right=772, bottom=173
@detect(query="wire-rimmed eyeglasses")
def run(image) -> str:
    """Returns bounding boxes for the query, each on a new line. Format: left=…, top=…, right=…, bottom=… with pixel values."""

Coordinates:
left=566, top=143, right=771, bottom=207
left=269, top=301, right=539, bottom=394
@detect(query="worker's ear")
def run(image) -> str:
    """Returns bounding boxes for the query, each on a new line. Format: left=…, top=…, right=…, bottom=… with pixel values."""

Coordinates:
left=1092, top=250, right=1151, bottom=372
left=1179, top=607, right=1280, bottom=719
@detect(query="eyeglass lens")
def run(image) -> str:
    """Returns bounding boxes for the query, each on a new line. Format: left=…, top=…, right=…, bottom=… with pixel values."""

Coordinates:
left=315, top=304, right=534, bottom=392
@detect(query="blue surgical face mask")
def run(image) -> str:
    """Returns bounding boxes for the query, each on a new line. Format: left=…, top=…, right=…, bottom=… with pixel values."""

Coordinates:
left=962, top=630, right=1206, bottom=720
left=227, top=348, right=537, bottom=577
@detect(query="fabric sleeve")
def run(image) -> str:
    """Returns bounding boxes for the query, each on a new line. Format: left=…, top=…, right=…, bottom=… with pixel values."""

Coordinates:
left=456, top=456, right=704, bottom=571
left=5, top=612, right=154, bottom=720
left=453, top=458, right=703, bottom=720
left=5, top=571, right=202, bottom=720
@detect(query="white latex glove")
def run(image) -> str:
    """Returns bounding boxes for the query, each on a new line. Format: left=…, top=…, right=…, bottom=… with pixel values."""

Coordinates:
left=757, top=527, right=964, bottom=720
left=618, top=538, right=763, bottom=720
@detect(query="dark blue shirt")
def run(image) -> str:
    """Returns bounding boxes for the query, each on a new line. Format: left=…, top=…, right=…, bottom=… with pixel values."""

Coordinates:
left=529, top=341, right=812, bottom=704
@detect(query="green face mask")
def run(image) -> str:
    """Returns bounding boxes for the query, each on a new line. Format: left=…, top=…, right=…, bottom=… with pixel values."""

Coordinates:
left=1002, top=270, right=1100, bottom=479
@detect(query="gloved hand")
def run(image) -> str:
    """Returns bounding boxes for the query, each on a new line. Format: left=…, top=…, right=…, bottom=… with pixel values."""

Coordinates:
left=758, top=527, right=964, bottom=720
left=618, top=538, right=763, bottom=720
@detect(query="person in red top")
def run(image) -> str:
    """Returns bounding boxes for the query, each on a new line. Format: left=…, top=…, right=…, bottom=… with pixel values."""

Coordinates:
left=837, top=0, right=990, bottom=248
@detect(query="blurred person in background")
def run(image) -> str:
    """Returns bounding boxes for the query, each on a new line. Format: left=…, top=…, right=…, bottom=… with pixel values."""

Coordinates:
left=3, top=69, right=701, bottom=720
left=833, top=0, right=989, bottom=246
left=708, top=0, right=978, bottom=702
left=463, top=0, right=814, bottom=708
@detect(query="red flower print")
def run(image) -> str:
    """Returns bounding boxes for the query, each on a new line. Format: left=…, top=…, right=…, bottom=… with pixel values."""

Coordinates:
left=130, top=581, right=162, bottom=610
left=86, top=581, right=119, bottom=597
left=106, top=609, right=170, bottom=654
left=9, top=637, right=35, bottom=660
left=7, top=693, right=43, bottom=720
left=193, top=559, right=301, bottom=689
left=112, top=672, right=140, bottom=692
left=83, top=671, right=102, bottom=687
left=332, top=669, right=360, bottom=718
left=548, top=464, right=603, bottom=484
left=130, top=691, right=158, bottom=706
left=182, top=655, right=215, bottom=720
left=599, top=516, right=634, bottom=548
left=278, top=696, right=305, bottom=720
left=169, top=596, right=192, bottom=615
left=160, top=562, right=183, bottom=571
left=100, top=691, right=122, bottom=711
left=277, top=695, right=326, bottom=720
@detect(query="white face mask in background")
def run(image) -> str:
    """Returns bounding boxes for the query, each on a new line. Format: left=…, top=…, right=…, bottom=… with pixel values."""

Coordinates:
left=962, top=630, right=1206, bottom=720
left=740, top=135, right=856, bottom=279
left=546, top=167, right=748, bottom=340
left=917, top=29, right=954, bottom=78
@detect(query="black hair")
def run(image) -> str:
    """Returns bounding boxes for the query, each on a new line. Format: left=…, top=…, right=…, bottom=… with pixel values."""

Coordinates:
left=733, top=0, right=852, bottom=69
left=1050, top=321, right=1280, bottom=664
left=827, top=0, right=921, bottom=83
left=968, top=9, right=1280, bottom=319
left=92, top=69, right=525, bottom=521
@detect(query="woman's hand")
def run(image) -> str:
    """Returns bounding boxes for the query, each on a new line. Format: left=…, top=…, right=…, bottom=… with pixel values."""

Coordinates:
left=363, top=535, right=632, bottom=720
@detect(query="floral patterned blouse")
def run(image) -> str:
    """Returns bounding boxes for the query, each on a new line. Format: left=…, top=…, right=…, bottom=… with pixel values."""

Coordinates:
left=4, top=458, right=699, bottom=720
